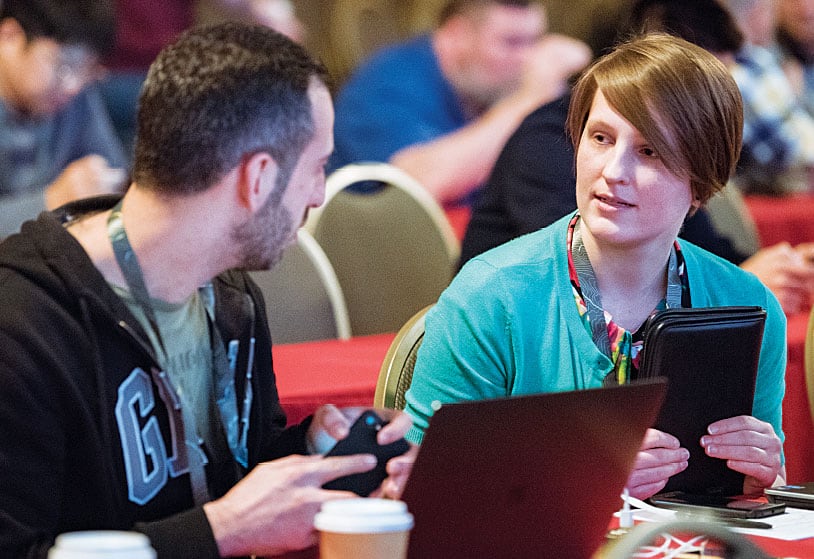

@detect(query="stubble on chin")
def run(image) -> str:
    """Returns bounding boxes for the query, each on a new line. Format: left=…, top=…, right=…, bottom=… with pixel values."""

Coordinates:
left=232, top=204, right=293, bottom=272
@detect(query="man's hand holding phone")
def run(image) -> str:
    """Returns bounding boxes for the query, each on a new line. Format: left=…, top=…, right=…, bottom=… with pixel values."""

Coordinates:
left=308, top=406, right=414, bottom=497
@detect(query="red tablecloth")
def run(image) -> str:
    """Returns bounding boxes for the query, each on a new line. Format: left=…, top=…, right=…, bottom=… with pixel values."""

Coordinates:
left=273, top=333, right=395, bottom=425
left=750, top=532, right=814, bottom=558
left=744, top=193, right=814, bottom=247
left=782, top=312, right=813, bottom=484
left=445, top=205, right=471, bottom=242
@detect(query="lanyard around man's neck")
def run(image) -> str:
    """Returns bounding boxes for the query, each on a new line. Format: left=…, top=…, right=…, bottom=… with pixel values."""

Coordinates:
left=106, top=201, right=213, bottom=505
left=107, top=200, right=169, bottom=361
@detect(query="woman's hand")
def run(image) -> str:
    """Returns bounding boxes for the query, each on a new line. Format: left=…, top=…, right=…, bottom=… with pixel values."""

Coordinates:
left=740, top=242, right=814, bottom=315
left=701, top=415, right=785, bottom=496
left=626, top=428, right=690, bottom=499
left=375, top=444, right=418, bottom=500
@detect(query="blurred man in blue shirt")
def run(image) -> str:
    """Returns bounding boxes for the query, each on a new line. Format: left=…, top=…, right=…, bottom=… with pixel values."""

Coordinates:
left=0, top=0, right=126, bottom=237
left=330, top=0, right=590, bottom=207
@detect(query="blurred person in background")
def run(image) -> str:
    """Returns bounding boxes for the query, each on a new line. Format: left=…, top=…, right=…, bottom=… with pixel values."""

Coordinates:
left=461, top=0, right=814, bottom=314
left=0, top=0, right=126, bottom=238
left=196, top=0, right=304, bottom=41
left=721, top=0, right=814, bottom=195
left=777, top=0, right=814, bottom=114
left=100, top=0, right=304, bottom=159
left=329, top=0, right=591, bottom=207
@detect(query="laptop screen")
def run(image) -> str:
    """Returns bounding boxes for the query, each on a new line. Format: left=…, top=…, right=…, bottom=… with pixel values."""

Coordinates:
left=401, top=380, right=667, bottom=559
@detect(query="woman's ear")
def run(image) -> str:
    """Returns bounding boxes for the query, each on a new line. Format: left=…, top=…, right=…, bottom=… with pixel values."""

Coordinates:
left=686, top=193, right=703, bottom=217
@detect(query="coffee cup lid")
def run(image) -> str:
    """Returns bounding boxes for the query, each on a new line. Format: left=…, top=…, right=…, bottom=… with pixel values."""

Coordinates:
left=49, top=531, right=155, bottom=559
left=314, top=498, right=414, bottom=534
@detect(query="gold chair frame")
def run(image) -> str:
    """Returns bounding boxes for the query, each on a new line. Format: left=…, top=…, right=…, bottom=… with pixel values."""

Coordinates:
left=374, top=304, right=431, bottom=409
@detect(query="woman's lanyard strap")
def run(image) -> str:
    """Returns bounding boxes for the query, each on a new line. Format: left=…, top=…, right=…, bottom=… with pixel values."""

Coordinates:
left=571, top=220, right=682, bottom=361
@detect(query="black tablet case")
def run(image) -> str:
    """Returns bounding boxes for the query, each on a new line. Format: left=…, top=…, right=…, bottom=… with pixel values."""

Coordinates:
left=638, top=306, right=767, bottom=496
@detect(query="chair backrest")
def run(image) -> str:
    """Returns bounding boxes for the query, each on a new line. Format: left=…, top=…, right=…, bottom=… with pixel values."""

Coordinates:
left=374, top=304, right=431, bottom=409
left=806, top=304, right=814, bottom=427
left=306, top=163, right=459, bottom=336
left=249, top=229, right=351, bottom=344
left=706, top=184, right=761, bottom=257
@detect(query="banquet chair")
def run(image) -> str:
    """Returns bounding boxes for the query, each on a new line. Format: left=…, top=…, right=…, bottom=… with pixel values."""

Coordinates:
left=248, top=229, right=351, bottom=344
left=806, top=303, right=814, bottom=426
left=706, top=184, right=761, bottom=257
left=305, top=162, right=459, bottom=336
left=374, top=305, right=431, bottom=410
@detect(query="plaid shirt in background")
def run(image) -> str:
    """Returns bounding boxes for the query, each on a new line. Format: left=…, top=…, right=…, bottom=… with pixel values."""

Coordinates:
left=804, top=65, right=814, bottom=115
left=729, top=44, right=814, bottom=193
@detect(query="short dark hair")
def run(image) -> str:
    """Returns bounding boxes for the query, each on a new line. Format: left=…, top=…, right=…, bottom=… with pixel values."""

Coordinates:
left=133, top=22, right=329, bottom=196
left=438, top=0, right=534, bottom=25
left=628, top=0, right=744, bottom=54
left=0, top=0, right=115, bottom=56
left=567, top=33, right=743, bottom=205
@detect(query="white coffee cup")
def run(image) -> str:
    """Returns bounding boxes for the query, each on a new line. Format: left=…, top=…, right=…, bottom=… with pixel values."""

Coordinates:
left=314, top=498, right=414, bottom=559
left=48, top=531, right=156, bottom=559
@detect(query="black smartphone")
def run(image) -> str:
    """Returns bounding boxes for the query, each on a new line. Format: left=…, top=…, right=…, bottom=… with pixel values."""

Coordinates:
left=649, top=491, right=786, bottom=519
left=321, top=410, right=410, bottom=496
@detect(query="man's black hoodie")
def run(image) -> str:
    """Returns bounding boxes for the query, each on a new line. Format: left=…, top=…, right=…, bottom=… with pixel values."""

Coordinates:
left=0, top=204, right=310, bottom=559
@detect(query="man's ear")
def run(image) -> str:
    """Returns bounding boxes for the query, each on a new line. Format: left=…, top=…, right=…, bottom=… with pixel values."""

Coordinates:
left=237, top=151, right=279, bottom=214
